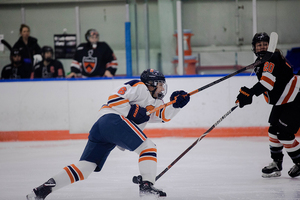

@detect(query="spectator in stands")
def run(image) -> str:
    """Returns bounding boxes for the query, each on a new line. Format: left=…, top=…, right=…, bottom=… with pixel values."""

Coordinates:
left=1, top=48, right=32, bottom=79
left=13, top=24, right=42, bottom=66
left=32, top=46, right=65, bottom=78
left=67, top=29, right=118, bottom=78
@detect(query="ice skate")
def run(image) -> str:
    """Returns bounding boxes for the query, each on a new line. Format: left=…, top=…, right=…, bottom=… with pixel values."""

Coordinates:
left=26, top=178, right=56, bottom=200
left=140, top=181, right=166, bottom=198
left=262, top=160, right=282, bottom=178
left=288, top=163, right=300, bottom=178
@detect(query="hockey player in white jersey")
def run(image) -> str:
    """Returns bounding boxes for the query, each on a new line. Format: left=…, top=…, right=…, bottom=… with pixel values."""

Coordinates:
left=26, top=69, right=190, bottom=199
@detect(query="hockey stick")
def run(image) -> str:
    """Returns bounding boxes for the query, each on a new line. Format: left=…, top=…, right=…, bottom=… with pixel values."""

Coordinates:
left=0, top=39, right=12, bottom=51
left=146, top=32, right=278, bottom=115
left=133, top=104, right=239, bottom=184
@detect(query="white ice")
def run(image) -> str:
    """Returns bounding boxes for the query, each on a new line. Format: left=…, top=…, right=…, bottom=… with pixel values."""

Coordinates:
left=1, top=137, right=300, bottom=200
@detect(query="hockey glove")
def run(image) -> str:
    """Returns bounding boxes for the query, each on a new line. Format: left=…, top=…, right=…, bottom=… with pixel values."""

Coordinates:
left=127, top=104, right=150, bottom=124
left=236, top=86, right=254, bottom=108
left=170, top=90, right=190, bottom=108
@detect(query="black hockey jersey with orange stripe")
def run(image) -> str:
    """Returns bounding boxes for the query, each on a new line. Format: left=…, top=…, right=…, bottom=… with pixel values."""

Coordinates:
left=70, top=42, right=117, bottom=77
left=253, top=51, right=300, bottom=105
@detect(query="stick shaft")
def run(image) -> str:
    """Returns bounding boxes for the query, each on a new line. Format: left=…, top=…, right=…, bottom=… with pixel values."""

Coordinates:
left=152, top=33, right=278, bottom=180
left=147, top=63, right=253, bottom=115
left=147, top=32, right=278, bottom=116
left=146, top=67, right=246, bottom=115
left=155, top=105, right=238, bottom=181
left=0, top=39, right=12, bottom=51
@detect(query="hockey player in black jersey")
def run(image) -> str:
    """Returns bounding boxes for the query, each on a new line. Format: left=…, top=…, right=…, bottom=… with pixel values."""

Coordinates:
left=32, top=46, right=65, bottom=78
left=67, top=29, right=118, bottom=78
left=236, top=32, right=300, bottom=178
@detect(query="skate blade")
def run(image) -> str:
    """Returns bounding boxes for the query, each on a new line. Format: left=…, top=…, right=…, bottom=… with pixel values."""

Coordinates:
left=140, top=193, right=159, bottom=200
left=26, top=194, right=34, bottom=200
left=262, top=171, right=281, bottom=178
left=26, top=191, right=39, bottom=200
left=140, top=191, right=167, bottom=199
left=140, top=195, right=165, bottom=200
left=288, top=171, right=300, bottom=178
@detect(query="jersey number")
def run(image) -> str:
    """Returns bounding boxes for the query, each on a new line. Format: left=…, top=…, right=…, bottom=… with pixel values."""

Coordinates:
left=263, top=62, right=275, bottom=73
left=118, top=87, right=127, bottom=95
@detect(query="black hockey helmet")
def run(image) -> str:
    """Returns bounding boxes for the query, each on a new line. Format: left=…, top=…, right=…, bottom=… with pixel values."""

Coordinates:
left=41, top=46, right=54, bottom=61
left=42, top=46, right=53, bottom=54
left=10, top=48, right=21, bottom=57
left=252, top=32, right=270, bottom=57
left=140, top=69, right=167, bottom=99
left=10, top=48, right=22, bottom=63
left=85, top=29, right=99, bottom=43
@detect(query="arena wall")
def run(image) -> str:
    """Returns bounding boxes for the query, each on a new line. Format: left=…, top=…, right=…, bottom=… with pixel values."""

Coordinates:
left=0, top=75, right=281, bottom=141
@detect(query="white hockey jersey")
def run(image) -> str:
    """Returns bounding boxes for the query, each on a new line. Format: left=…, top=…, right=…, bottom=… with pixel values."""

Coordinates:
left=98, top=80, right=180, bottom=130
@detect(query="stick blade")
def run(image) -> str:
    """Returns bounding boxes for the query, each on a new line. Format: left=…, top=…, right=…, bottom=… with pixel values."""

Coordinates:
left=267, top=32, right=278, bottom=53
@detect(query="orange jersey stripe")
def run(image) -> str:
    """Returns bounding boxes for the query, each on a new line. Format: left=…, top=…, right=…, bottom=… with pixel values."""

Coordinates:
left=155, top=109, right=160, bottom=117
left=282, top=76, right=297, bottom=104
left=261, top=76, right=274, bottom=87
left=139, top=157, right=157, bottom=163
left=161, top=108, right=171, bottom=122
left=64, top=167, right=75, bottom=184
left=100, top=105, right=111, bottom=109
left=71, top=164, right=84, bottom=181
left=263, top=92, right=269, bottom=103
left=132, top=82, right=144, bottom=87
left=269, top=137, right=280, bottom=143
left=283, top=140, right=299, bottom=149
left=108, top=94, right=120, bottom=101
left=106, top=62, right=118, bottom=67
left=121, top=115, right=146, bottom=141
left=71, top=60, right=80, bottom=65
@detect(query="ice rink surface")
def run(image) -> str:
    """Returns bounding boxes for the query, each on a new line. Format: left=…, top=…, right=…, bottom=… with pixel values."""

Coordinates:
left=1, top=137, right=300, bottom=200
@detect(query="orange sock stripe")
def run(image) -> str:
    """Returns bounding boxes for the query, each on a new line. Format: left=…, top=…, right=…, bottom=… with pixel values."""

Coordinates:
left=139, top=148, right=157, bottom=156
left=63, top=167, right=75, bottom=184
left=139, top=157, right=157, bottom=163
left=70, top=164, right=84, bottom=181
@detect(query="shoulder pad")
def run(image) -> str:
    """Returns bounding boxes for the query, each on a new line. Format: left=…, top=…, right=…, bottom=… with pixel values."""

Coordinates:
left=125, top=80, right=142, bottom=86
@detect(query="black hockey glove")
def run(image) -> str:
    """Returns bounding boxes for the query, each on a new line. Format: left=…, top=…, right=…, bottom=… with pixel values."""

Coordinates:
left=170, top=90, right=190, bottom=108
left=127, top=104, right=150, bottom=124
left=236, top=86, right=254, bottom=108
